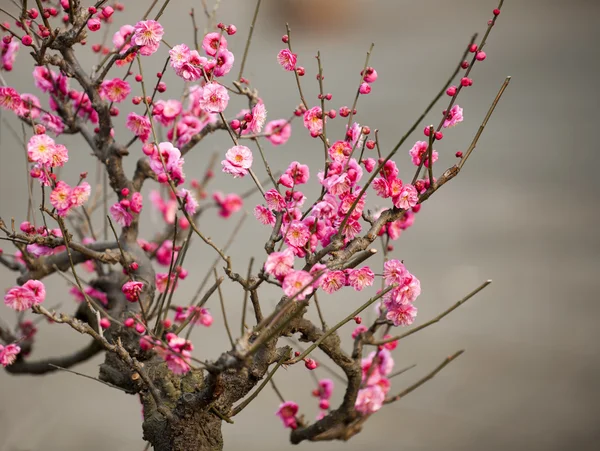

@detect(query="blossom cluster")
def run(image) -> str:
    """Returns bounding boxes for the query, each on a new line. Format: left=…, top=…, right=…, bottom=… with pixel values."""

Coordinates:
left=4, top=280, right=46, bottom=311
left=355, top=349, right=394, bottom=415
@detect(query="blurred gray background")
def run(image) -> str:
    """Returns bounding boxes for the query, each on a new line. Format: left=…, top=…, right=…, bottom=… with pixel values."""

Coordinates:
left=1, top=0, right=599, bottom=450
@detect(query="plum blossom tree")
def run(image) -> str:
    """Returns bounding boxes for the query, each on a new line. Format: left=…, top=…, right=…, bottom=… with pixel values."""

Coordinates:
left=0, top=1, right=508, bottom=450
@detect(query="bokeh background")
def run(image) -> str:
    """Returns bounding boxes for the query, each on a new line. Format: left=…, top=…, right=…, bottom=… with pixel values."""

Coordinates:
left=1, top=0, right=600, bottom=450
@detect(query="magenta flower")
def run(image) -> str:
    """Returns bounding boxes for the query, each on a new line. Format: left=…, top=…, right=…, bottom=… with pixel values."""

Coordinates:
left=282, top=270, right=314, bottom=301
left=202, top=32, right=228, bottom=57
left=443, top=104, right=464, bottom=128
left=355, top=385, right=385, bottom=415
left=409, top=140, right=438, bottom=167
left=248, top=102, right=267, bottom=134
left=328, top=140, right=352, bottom=163
left=70, top=182, right=91, bottom=208
left=127, top=112, right=152, bottom=142
left=169, top=44, right=191, bottom=69
left=213, top=192, right=243, bottom=218
left=320, top=270, right=346, bottom=294
left=284, top=221, right=310, bottom=248
left=50, top=181, right=73, bottom=216
left=264, top=189, right=286, bottom=211
left=264, top=119, right=291, bottom=146
left=275, top=401, right=299, bottom=429
left=122, top=280, right=144, bottom=302
left=385, top=300, right=417, bottom=327
left=383, top=260, right=408, bottom=285
left=221, top=145, right=253, bottom=178
left=198, top=82, right=229, bottom=113
left=318, top=379, right=334, bottom=400
left=303, top=106, right=323, bottom=137
left=23, top=280, right=46, bottom=305
left=212, top=48, right=235, bottom=77
left=0, top=86, right=22, bottom=112
left=279, top=161, right=309, bottom=187
left=0, top=343, right=21, bottom=367
left=99, top=78, right=131, bottom=103
left=277, top=49, right=297, bottom=71
left=176, top=188, right=199, bottom=215
left=264, top=249, right=295, bottom=278
left=132, top=20, right=164, bottom=56
left=254, top=205, right=276, bottom=226
left=4, top=286, right=35, bottom=311
left=130, top=192, right=143, bottom=214
left=347, top=267, right=375, bottom=291
left=110, top=202, right=134, bottom=227
left=27, top=134, right=56, bottom=166
left=393, top=184, right=418, bottom=210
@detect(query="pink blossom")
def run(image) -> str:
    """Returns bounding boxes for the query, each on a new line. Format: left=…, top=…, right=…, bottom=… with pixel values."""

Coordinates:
left=264, top=248, right=295, bottom=278
left=122, top=280, right=144, bottom=302
left=254, top=205, right=275, bottom=226
left=176, top=188, right=198, bottom=215
left=0, top=343, right=21, bottom=367
left=70, top=182, right=91, bottom=208
left=27, top=134, right=56, bottom=166
left=156, top=273, right=179, bottom=293
left=347, top=267, right=375, bottom=291
left=0, top=86, right=22, bottom=112
left=130, top=192, right=143, bottom=214
left=127, top=112, right=151, bottom=142
left=213, top=192, right=243, bottom=218
left=149, top=142, right=186, bottom=185
left=202, top=32, right=227, bottom=57
left=169, top=44, right=191, bottom=69
left=23, top=279, right=46, bottom=305
left=156, top=240, right=178, bottom=266
left=277, top=49, right=297, bottom=71
left=282, top=270, right=314, bottom=301
left=275, top=401, right=299, bottom=429
left=265, top=119, right=291, bottom=146
left=284, top=221, right=310, bottom=248
left=198, top=82, right=229, bottom=113
left=174, top=49, right=207, bottom=81
left=328, top=140, right=352, bottom=163
left=385, top=300, right=417, bottom=327
left=355, top=385, right=385, bottom=415
left=157, top=334, right=193, bottom=375
left=212, top=48, right=235, bottom=77
left=4, top=286, right=35, bottom=311
left=174, top=306, right=213, bottom=327
left=443, top=105, right=463, bottom=128
left=320, top=270, right=346, bottom=294
left=394, top=184, right=418, bottom=210
left=409, top=140, right=438, bottom=167
left=110, top=202, right=134, bottom=227
left=41, top=114, right=65, bottom=135
left=99, top=78, right=131, bottom=103
left=346, top=122, right=364, bottom=149
left=279, top=161, right=309, bottom=187
left=386, top=274, right=421, bottom=305
left=221, top=145, right=253, bottom=178
left=318, top=379, right=334, bottom=400
left=303, top=106, right=323, bottom=136
left=383, top=260, right=408, bottom=286
left=112, top=24, right=135, bottom=51
left=248, top=102, right=267, bottom=134
left=50, top=181, right=73, bottom=215
left=1, top=40, right=19, bottom=71
left=132, top=20, right=164, bottom=56
left=264, top=189, right=286, bottom=211
left=26, top=243, right=54, bottom=257
left=352, top=325, right=368, bottom=339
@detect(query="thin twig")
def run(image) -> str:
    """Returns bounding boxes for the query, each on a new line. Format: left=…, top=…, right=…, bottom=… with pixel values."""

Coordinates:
left=214, top=268, right=235, bottom=348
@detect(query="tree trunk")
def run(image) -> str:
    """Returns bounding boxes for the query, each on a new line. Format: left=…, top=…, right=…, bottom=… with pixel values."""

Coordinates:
left=143, top=408, right=223, bottom=451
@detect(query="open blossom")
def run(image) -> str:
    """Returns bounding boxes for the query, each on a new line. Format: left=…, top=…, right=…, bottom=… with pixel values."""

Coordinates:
left=149, top=142, right=186, bottom=185
left=328, top=140, right=352, bottom=163
left=4, top=280, right=45, bottom=311
left=282, top=270, right=314, bottom=300
left=221, top=145, right=253, bottom=178
left=264, top=248, right=295, bottom=278
left=132, top=20, right=164, bottom=56
left=50, top=181, right=73, bottom=215
left=213, top=192, right=243, bottom=218
left=0, top=344, right=21, bottom=367
left=130, top=192, right=143, bottom=214
left=248, top=102, right=267, bottom=134
left=254, top=205, right=275, bottom=226
left=409, top=140, right=438, bottom=167
left=265, top=119, right=291, bottom=146
left=355, top=385, right=386, bottom=415
left=112, top=24, right=135, bottom=51
left=170, top=45, right=207, bottom=81
left=99, top=78, right=131, bottom=103
left=0, top=86, right=22, bottom=112
left=122, top=281, right=144, bottom=302
left=198, top=82, right=229, bottom=113
left=127, top=112, right=152, bottom=142
left=176, top=188, right=198, bottom=215
left=320, top=270, right=346, bottom=294
left=174, top=306, right=213, bottom=327
left=71, top=182, right=91, bottom=207
left=276, top=401, right=299, bottom=429
left=346, top=122, right=364, bottom=149
left=394, top=184, right=418, bottom=210
left=41, top=114, right=65, bottom=135
left=156, top=273, right=179, bottom=293
left=303, top=106, right=323, bottom=136
left=157, top=333, right=193, bottom=375
left=27, top=134, right=56, bottom=166
left=202, top=32, right=227, bottom=57
left=279, top=161, right=309, bottom=187
left=264, top=189, right=286, bottom=211
left=110, top=202, right=134, bottom=227
left=19, top=93, right=41, bottom=119
left=385, top=300, right=418, bottom=326
left=443, top=104, right=464, bottom=128
left=347, top=267, right=375, bottom=291
left=284, top=221, right=310, bottom=248
left=383, top=259, right=408, bottom=285
left=169, top=44, right=191, bottom=69
left=277, top=49, right=297, bottom=71
left=212, top=48, right=235, bottom=77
